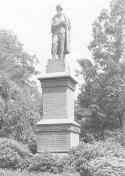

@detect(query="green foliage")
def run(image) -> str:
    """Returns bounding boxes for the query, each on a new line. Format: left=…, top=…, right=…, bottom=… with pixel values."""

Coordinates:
left=90, top=157, right=125, bottom=176
left=80, top=132, right=96, bottom=143
left=104, top=129, right=125, bottom=146
left=68, top=140, right=125, bottom=176
left=0, top=138, right=31, bottom=169
left=28, top=136, right=37, bottom=154
left=28, top=153, right=64, bottom=174
left=0, top=30, right=38, bottom=82
left=77, top=0, right=125, bottom=138
left=0, top=169, right=79, bottom=176
left=0, top=30, right=41, bottom=144
left=0, top=76, right=40, bottom=144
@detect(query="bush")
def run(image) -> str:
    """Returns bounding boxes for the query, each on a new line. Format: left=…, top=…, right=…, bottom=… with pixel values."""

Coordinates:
left=68, top=140, right=125, bottom=176
left=0, top=138, right=74, bottom=173
left=104, top=129, right=125, bottom=146
left=80, top=132, right=96, bottom=143
left=28, top=136, right=37, bottom=154
left=90, top=157, right=125, bottom=176
left=0, top=138, right=31, bottom=169
left=0, top=169, right=79, bottom=176
left=28, top=152, right=65, bottom=173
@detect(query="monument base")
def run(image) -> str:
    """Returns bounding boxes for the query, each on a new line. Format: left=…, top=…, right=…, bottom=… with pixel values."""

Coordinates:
left=47, top=59, right=65, bottom=73
left=37, top=72, right=80, bottom=154
left=35, top=119, right=80, bottom=153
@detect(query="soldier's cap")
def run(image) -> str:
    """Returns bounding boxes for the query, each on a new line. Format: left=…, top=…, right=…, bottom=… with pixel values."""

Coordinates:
left=56, top=4, right=63, bottom=11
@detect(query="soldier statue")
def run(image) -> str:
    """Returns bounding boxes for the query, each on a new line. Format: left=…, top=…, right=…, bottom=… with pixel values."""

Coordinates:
left=51, top=4, right=71, bottom=60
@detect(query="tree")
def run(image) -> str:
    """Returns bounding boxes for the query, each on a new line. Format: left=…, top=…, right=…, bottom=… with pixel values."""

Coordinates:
left=0, top=30, right=41, bottom=145
left=77, top=0, right=125, bottom=139
left=0, top=30, right=38, bottom=83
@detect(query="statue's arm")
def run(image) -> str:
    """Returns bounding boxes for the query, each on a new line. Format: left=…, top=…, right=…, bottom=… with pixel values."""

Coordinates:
left=51, top=17, right=56, bottom=33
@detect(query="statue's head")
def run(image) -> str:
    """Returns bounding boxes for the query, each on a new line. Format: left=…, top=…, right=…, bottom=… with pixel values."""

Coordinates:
left=56, top=4, right=63, bottom=15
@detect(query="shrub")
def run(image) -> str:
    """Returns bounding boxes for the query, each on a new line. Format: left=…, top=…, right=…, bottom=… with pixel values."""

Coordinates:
left=104, top=129, right=125, bottom=146
left=0, top=169, right=79, bottom=176
left=0, top=138, right=31, bottom=169
left=90, top=157, right=125, bottom=176
left=28, top=152, right=65, bottom=173
left=68, top=140, right=125, bottom=176
left=80, top=132, right=96, bottom=143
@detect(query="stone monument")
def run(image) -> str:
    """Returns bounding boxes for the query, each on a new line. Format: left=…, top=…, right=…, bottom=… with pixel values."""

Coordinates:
left=36, top=5, right=80, bottom=153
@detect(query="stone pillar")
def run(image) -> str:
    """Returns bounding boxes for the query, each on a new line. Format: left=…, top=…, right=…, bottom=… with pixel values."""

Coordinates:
left=36, top=59, right=80, bottom=153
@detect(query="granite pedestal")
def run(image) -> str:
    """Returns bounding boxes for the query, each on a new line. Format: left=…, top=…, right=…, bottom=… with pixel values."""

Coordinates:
left=36, top=60, right=80, bottom=153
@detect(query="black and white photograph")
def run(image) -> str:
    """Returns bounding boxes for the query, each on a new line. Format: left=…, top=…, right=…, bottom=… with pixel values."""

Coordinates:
left=0, top=0, right=124, bottom=176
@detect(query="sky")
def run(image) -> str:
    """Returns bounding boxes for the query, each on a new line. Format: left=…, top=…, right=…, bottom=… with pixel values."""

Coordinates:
left=0, top=0, right=110, bottom=74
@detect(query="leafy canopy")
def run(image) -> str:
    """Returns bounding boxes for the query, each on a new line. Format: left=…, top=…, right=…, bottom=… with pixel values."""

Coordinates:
left=0, top=30, right=41, bottom=144
left=77, top=0, right=125, bottom=139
